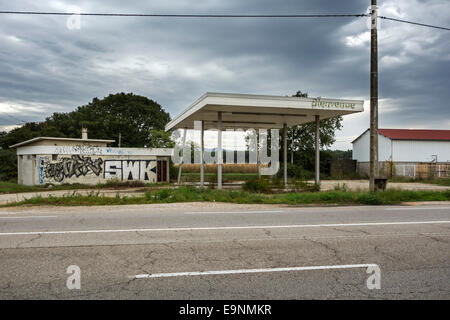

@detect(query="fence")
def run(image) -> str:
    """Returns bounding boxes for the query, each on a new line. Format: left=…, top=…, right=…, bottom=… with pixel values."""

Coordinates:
left=392, top=162, right=450, bottom=178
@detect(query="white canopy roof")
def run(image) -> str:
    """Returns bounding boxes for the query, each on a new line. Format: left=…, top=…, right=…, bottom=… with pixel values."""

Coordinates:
left=165, top=92, right=364, bottom=131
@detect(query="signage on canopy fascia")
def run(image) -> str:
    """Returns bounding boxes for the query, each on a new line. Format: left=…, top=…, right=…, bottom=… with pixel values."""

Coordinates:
left=312, top=97, right=356, bottom=110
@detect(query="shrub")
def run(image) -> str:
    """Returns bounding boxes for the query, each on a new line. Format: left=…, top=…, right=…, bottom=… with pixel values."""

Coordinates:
left=154, top=188, right=171, bottom=200
left=286, top=163, right=314, bottom=180
left=0, top=149, right=17, bottom=181
left=271, top=176, right=284, bottom=189
left=242, top=178, right=270, bottom=193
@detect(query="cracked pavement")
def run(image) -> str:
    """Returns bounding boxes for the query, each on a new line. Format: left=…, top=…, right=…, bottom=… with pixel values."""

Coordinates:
left=0, top=202, right=449, bottom=299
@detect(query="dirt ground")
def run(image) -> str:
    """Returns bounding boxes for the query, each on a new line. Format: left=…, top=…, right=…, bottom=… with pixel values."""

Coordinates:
left=317, top=180, right=450, bottom=192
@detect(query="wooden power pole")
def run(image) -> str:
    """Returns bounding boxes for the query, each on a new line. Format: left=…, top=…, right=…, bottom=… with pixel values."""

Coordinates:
left=369, top=0, right=379, bottom=192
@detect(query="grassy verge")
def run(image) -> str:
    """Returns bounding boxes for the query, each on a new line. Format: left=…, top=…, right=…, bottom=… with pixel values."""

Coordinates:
left=0, top=180, right=166, bottom=194
left=388, top=177, right=450, bottom=186
left=179, top=173, right=258, bottom=183
left=419, top=178, right=450, bottom=187
left=2, top=187, right=449, bottom=207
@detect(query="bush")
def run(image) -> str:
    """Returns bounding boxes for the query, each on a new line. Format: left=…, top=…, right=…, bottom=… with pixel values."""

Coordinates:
left=153, top=188, right=171, bottom=200
left=286, top=163, right=314, bottom=180
left=242, top=178, right=270, bottom=193
left=169, top=160, right=177, bottom=181
left=0, top=149, right=17, bottom=181
left=271, top=176, right=284, bottom=189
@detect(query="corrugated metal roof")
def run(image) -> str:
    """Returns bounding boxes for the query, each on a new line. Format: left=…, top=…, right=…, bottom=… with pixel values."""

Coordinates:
left=352, top=128, right=450, bottom=144
left=378, top=129, right=450, bottom=141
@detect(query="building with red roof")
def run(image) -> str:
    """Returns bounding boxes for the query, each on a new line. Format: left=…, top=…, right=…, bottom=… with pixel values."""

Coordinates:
left=352, top=129, right=450, bottom=177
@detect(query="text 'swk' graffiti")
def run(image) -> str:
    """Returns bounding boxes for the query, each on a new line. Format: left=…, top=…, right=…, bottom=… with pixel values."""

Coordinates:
left=40, top=156, right=158, bottom=183
left=104, top=160, right=157, bottom=181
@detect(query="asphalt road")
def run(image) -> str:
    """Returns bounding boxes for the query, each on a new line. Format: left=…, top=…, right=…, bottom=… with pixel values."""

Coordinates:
left=0, top=202, right=449, bottom=299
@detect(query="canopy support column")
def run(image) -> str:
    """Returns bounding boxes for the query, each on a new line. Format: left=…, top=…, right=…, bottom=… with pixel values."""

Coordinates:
left=315, top=115, right=320, bottom=185
left=177, top=128, right=187, bottom=185
left=257, top=131, right=261, bottom=178
left=283, top=123, right=287, bottom=187
left=200, top=120, right=204, bottom=187
left=217, top=112, right=222, bottom=190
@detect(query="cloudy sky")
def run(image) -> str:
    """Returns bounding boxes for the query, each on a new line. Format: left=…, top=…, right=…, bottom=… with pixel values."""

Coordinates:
left=0, top=0, right=449, bottom=150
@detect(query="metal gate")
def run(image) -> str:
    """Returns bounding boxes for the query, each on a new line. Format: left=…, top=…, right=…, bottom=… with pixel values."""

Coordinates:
left=157, top=160, right=167, bottom=182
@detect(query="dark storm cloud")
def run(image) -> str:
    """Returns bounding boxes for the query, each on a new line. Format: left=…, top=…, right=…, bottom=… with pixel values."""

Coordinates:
left=0, top=0, right=448, bottom=148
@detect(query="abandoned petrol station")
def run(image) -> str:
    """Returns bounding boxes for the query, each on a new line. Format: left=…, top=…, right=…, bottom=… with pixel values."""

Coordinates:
left=12, top=92, right=364, bottom=186
left=166, top=92, right=364, bottom=189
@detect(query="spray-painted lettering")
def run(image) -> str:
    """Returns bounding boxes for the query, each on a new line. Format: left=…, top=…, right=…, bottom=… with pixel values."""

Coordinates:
left=104, top=160, right=157, bottom=181
left=44, top=155, right=103, bottom=182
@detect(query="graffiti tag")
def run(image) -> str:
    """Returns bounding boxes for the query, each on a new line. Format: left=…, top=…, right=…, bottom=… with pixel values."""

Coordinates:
left=44, top=155, right=103, bottom=182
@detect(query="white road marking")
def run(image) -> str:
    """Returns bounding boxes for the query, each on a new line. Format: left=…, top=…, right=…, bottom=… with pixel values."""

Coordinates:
left=0, top=216, right=57, bottom=219
left=388, top=207, right=450, bottom=211
left=0, top=220, right=448, bottom=236
left=184, top=210, right=283, bottom=214
left=131, top=264, right=378, bottom=279
left=0, top=211, right=46, bottom=215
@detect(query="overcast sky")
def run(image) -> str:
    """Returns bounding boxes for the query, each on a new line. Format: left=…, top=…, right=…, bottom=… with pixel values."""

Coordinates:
left=0, top=0, right=449, bottom=150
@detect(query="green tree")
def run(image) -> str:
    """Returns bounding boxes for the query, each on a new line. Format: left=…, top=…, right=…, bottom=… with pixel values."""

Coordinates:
left=1, top=93, right=172, bottom=149
left=45, top=92, right=172, bottom=147
left=147, top=129, right=174, bottom=148
left=0, top=92, right=173, bottom=181
left=281, top=90, right=343, bottom=176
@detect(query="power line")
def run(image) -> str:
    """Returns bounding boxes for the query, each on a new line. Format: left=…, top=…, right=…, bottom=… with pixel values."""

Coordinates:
left=379, top=16, right=450, bottom=31
left=0, top=11, right=367, bottom=18
left=5, top=113, right=27, bottom=123
left=0, top=10, right=448, bottom=30
left=0, top=115, right=21, bottom=126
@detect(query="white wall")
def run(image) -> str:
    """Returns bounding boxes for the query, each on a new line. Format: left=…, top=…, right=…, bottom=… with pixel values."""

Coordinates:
left=16, top=145, right=174, bottom=185
left=392, top=140, right=450, bottom=162
left=353, top=131, right=450, bottom=163
left=21, top=155, right=34, bottom=186
left=352, top=131, right=392, bottom=162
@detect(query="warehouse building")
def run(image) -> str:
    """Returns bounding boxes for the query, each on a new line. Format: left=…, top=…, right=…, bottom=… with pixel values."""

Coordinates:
left=11, top=129, right=172, bottom=186
left=352, top=129, right=450, bottom=178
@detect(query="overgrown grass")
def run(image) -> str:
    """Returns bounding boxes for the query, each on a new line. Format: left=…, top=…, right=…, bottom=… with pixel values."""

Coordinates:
left=0, top=180, right=153, bottom=194
left=2, top=187, right=449, bottom=207
left=179, top=173, right=258, bottom=183
left=388, top=177, right=450, bottom=187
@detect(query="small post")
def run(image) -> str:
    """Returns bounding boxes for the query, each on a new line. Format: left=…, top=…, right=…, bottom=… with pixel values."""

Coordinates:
left=217, top=112, right=223, bottom=190
left=315, top=115, right=320, bottom=185
left=283, top=123, right=287, bottom=187
left=257, top=130, right=261, bottom=178
left=200, top=120, right=205, bottom=187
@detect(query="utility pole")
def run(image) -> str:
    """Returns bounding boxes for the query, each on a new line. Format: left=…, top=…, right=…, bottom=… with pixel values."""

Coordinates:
left=118, top=132, right=121, bottom=148
left=369, top=0, right=379, bottom=192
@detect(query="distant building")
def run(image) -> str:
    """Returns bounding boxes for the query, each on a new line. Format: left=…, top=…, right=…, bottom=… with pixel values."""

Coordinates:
left=10, top=130, right=172, bottom=186
left=352, top=129, right=450, bottom=178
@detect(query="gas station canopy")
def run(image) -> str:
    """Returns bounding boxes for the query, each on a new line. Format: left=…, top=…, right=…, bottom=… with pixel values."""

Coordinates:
left=166, top=92, right=364, bottom=189
left=165, top=92, right=364, bottom=131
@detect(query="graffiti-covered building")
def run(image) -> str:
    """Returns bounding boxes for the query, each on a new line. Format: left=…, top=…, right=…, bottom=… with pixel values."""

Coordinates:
left=10, top=134, right=172, bottom=186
